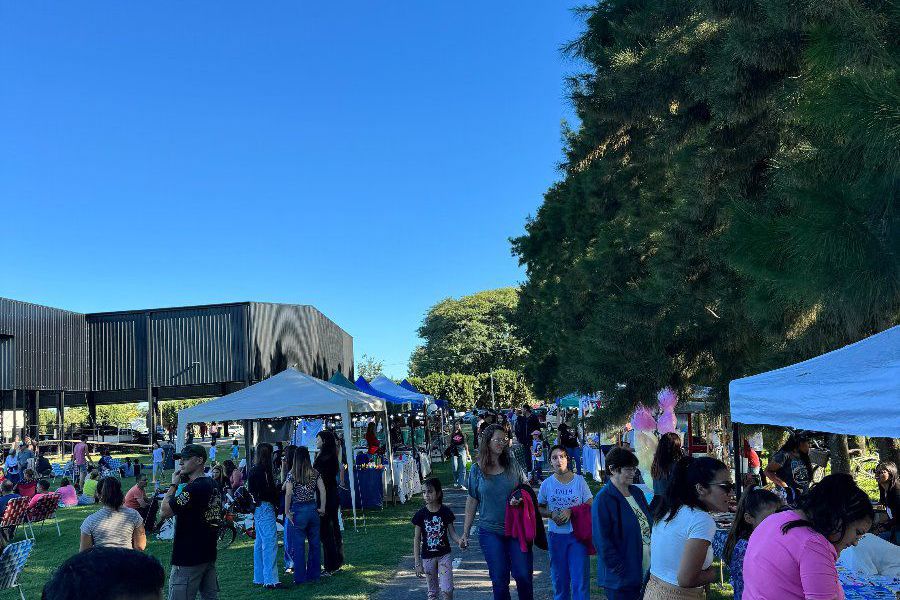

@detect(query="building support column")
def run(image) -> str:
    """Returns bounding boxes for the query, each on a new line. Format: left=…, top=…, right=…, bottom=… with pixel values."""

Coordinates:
left=11, top=390, right=17, bottom=442
left=29, top=390, right=40, bottom=441
left=57, top=392, right=66, bottom=458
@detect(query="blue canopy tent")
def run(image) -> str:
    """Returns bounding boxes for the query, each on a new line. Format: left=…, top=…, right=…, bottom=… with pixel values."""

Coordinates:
left=370, top=375, right=436, bottom=449
left=401, top=379, right=448, bottom=408
left=355, top=376, right=409, bottom=405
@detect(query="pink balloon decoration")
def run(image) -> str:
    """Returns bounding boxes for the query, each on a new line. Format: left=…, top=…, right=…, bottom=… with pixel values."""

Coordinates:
left=657, top=387, right=678, bottom=410
left=657, top=408, right=677, bottom=434
left=631, top=406, right=658, bottom=432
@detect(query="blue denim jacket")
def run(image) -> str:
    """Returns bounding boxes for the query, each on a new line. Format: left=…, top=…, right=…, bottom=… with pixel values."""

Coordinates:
left=591, top=483, right=652, bottom=591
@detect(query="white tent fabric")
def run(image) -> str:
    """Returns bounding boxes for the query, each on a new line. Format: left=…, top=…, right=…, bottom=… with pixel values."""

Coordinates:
left=729, top=326, right=900, bottom=438
left=175, top=368, right=389, bottom=526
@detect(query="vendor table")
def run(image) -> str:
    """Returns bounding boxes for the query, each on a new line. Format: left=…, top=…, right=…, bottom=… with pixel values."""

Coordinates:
left=338, top=467, right=385, bottom=509
left=581, top=445, right=604, bottom=481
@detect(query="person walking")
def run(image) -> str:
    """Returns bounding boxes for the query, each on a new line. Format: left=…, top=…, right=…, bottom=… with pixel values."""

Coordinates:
left=743, top=474, right=874, bottom=600
left=284, top=447, right=326, bottom=584
left=461, top=423, right=533, bottom=600
left=514, top=407, right=539, bottom=474
left=159, top=443, right=222, bottom=600
left=314, top=430, right=344, bottom=575
left=80, top=476, right=146, bottom=551
left=413, top=478, right=461, bottom=600
left=72, top=434, right=91, bottom=489
left=592, top=447, right=653, bottom=600
left=649, top=432, right=683, bottom=513
left=538, top=445, right=592, bottom=600
left=248, top=442, right=282, bottom=589
left=448, top=422, right=470, bottom=489
left=557, top=424, right=581, bottom=476
left=644, top=456, right=732, bottom=600
left=152, top=441, right=165, bottom=484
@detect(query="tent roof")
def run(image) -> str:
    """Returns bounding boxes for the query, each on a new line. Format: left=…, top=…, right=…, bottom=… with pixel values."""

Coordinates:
left=729, top=326, right=900, bottom=438
left=556, top=393, right=581, bottom=408
left=370, top=375, right=432, bottom=407
left=355, top=376, right=408, bottom=405
left=329, top=372, right=358, bottom=390
left=178, top=368, right=385, bottom=425
left=401, top=379, right=448, bottom=408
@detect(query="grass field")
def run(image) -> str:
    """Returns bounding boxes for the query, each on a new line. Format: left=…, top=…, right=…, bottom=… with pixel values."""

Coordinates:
left=10, top=454, right=450, bottom=600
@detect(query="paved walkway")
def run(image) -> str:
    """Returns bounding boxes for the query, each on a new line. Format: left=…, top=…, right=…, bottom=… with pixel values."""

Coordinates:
left=373, top=488, right=554, bottom=600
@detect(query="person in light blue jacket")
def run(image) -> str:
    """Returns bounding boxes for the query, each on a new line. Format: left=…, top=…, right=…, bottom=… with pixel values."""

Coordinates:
left=591, top=447, right=652, bottom=600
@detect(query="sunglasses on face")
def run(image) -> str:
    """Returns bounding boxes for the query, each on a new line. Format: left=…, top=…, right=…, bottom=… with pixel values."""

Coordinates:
left=710, top=482, right=734, bottom=494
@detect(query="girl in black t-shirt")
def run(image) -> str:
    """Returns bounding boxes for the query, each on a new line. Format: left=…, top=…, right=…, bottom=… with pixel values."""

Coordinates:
left=412, top=478, right=460, bottom=600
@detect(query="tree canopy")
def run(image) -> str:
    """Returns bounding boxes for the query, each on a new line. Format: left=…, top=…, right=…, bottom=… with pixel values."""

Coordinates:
left=409, top=287, right=529, bottom=377
left=513, top=0, right=898, bottom=419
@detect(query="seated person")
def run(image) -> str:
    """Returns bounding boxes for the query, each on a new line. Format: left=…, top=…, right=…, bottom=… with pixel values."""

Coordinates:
left=27, top=479, right=52, bottom=509
left=56, top=477, right=79, bottom=507
left=82, top=470, right=100, bottom=502
left=0, top=480, right=21, bottom=517
left=98, top=450, right=114, bottom=476
left=124, top=475, right=159, bottom=531
left=121, top=458, right=135, bottom=478
left=15, top=469, right=37, bottom=500
left=41, top=546, right=164, bottom=600
left=34, top=448, right=53, bottom=479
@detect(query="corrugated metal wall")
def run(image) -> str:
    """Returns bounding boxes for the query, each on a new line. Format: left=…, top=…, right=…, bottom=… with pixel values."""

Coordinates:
left=88, top=313, right=146, bottom=391
left=250, top=303, right=353, bottom=381
left=0, top=298, right=90, bottom=391
left=0, top=336, right=14, bottom=390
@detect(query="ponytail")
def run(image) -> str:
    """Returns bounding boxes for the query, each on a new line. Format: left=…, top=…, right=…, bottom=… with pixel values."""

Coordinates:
left=654, top=455, right=728, bottom=523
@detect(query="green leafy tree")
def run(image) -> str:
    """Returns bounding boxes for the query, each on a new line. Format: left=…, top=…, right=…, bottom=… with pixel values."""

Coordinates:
left=409, top=370, right=535, bottom=411
left=409, top=288, right=529, bottom=377
left=356, top=354, right=384, bottom=382
left=513, top=0, right=898, bottom=425
left=160, top=399, right=209, bottom=429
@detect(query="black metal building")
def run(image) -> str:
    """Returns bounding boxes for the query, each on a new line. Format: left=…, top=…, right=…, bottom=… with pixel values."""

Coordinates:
left=0, top=297, right=354, bottom=440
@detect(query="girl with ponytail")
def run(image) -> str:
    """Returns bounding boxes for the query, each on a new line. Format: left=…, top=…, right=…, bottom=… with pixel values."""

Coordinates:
left=644, top=456, right=732, bottom=600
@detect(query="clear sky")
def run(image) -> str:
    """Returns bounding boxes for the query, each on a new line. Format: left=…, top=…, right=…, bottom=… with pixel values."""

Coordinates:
left=1, top=2, right=583, bottom=379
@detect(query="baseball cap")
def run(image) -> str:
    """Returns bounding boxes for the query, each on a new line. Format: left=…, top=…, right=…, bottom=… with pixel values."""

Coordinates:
left=174, top=444, right=207, bottom=462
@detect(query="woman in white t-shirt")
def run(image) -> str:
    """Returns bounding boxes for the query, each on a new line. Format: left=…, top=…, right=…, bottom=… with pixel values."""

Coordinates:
left=538, top=445, right=593, bottom=600
left=644, top=456, right=732, bottom=600
left=151, top=441, right=165, bottom=483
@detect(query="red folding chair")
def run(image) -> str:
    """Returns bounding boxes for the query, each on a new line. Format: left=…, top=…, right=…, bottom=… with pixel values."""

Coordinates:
left=25, top=493, right=61, bottom=538
left=0, top=498, right=29, bottom=540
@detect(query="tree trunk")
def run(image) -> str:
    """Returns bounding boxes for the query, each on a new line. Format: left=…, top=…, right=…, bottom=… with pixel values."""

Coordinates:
left=873, top=437, right=900, bottom=466
left=827, top=433, right=851, bottom=474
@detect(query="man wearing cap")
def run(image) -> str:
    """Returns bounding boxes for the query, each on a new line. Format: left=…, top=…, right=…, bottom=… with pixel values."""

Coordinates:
left=159, top=443, right=222, bottom=600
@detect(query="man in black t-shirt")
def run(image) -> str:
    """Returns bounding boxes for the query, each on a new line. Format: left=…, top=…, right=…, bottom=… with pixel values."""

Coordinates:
left=159, top=443, right=222, bottom=600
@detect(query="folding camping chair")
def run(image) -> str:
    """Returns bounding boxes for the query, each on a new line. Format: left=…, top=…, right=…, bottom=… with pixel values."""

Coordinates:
left=50, top=463, right=67, bottom=484
left=0, top=498, right=29, bottom=541
left=0, top=539, right=34, bottom=600
left=26, top=493, right=62, bottom=538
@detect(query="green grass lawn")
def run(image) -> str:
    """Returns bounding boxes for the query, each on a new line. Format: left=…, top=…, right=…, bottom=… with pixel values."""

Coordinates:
left=11, top=456, right=453, bottom=599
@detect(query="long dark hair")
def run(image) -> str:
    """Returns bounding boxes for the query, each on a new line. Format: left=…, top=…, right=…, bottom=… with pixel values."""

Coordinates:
left=782, top=473, right=874, bottom=541
left=724, top=487, right=782, bottom=561
left=651, top=432, right=683, bottom=480
left=282, top=445, right=297, bottom=480
left=99, top=476, right=125, bottom=510
left=255, top=443, right=273, bottom=472
left=424, top=477, right=444, bottom=504
left=655, top=456, right=728, bottom=523
left=876, top=462, right=898, bottom=505
left=778, top=433, right=813, bottom=481
left=477, top=424, right=510, bottom=472
left=292, top=447, right=314, bottom=482
left=366, top=422, right=376, bottom=437
left=314, top=431, right=338, bottom=472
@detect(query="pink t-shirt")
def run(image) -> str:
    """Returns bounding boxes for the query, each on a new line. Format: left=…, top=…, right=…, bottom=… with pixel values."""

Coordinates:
left=74, top=442, right=87, bottom=465
left=743, top=509, right=843, bottom=600
left=58, top=485, right=78, bottom=507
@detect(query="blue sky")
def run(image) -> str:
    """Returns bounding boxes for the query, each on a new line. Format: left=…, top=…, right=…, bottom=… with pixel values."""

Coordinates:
left=0, top=2, right=583, bottom=379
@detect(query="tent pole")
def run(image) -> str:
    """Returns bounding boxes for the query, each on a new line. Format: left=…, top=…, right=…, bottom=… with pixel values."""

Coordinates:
left=733, top=422, right=743, bottom=500
left=342, top=407, right=358, bottom=529
left=384, top=405, right=394, bottom=500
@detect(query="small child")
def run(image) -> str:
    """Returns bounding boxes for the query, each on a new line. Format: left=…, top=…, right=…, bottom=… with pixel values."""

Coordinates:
left=15, top=469, right=37, bottom=499
left=412, top=478, right=460, bottom=600
left=530, top=430, right=544, bottom=484
left=209, top=439, right=217, bottom=463
left=724, top=487, right=783, bottom=600
left=57, top=477, right=78, bottom=507
left=231, top=439, right=240, bottom=461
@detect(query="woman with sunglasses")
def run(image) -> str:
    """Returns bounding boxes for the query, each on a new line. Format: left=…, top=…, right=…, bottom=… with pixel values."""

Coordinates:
left=644, top=456, right=732, bottom=600
left=461, top=424, right=533, bottom=600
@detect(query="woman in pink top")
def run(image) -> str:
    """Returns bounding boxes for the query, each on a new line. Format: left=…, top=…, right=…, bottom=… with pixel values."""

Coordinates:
left=743, top=474, right=874, bottom=600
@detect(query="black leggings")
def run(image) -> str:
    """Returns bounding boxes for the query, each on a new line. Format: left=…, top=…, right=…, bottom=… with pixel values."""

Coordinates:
left=319, top=506, right=344, bottom=572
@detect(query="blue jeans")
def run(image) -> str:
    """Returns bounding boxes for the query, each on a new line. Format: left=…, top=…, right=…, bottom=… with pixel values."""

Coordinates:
left=479, top=529, right=533, bottom=600
left=547, top=532, right=589, bottom=600
left=603, top=588, right=641, bottom=600
left=568, top=447, right=582, bottom=475
left=451, top=454, right=467, bottom=487
left=253, top=502, right=278, bottom=585
left=288, top=502, right=321, bottom=583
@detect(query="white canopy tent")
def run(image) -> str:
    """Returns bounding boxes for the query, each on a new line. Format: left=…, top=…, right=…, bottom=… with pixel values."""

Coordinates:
left=175, top=368, right=392, bottom=526
left=729, top=325, right=900, bottom=438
